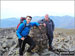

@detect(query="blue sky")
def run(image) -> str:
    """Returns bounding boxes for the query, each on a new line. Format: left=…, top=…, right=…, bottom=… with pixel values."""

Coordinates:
left=1, top=1, right=74, bottom=19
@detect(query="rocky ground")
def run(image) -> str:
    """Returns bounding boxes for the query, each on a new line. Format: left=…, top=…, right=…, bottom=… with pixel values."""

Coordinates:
left=0, top=26, right=75, bottom=56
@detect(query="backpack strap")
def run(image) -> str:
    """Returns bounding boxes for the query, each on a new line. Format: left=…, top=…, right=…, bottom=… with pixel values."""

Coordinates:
left=20, top=22, right=26, bottom=37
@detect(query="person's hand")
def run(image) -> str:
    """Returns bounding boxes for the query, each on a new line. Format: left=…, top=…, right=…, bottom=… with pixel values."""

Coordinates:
left=21, top=37, right=25, bottom=40
left=43, top=23, right=46, bottom=27
left=38, top=26, right=41, bottom=29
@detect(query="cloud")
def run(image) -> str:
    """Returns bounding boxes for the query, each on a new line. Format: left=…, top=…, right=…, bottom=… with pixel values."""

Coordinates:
left=1, top=1, right=74, bottom=19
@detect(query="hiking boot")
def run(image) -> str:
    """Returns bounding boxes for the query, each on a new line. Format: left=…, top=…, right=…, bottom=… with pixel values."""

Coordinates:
left=48, top=46, right=54, bottom=51
left=19, top=55, right=23, bottom=56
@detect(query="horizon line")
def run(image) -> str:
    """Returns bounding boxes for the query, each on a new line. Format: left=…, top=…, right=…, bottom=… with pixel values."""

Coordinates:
left=1, top=15, right=75, bottom=19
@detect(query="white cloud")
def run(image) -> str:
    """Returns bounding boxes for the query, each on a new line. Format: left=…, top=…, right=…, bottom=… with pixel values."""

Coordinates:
left=1, top=1, right=74, bottom=19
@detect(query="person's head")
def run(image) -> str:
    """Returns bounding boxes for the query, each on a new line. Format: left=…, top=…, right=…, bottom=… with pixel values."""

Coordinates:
left=44, top=14, right=49, bottom=21
left=26, top=16, right=32, bottom=23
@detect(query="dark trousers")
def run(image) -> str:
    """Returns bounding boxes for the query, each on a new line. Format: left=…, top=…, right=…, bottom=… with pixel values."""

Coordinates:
left=18, top=36, right=36, bottom=55
left=46, top=32, right=54, bottom=47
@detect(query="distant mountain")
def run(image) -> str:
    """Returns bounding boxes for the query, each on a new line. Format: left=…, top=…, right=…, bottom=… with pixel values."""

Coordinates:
left=1, top=18, right=20, bottom=28
left=0, top=16, right=75, bottom=29
left=50, top=16, right=75, bottom=29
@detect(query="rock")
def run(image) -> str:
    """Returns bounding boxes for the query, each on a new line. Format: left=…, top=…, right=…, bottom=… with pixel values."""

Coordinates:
left=8, top=43, right=18, bottom=55
left=29, top=27, right=48, bottom=52
left=2, top=48, right=6, bottom=52
left=6, top=40, right=16, bottom=47
left=6, top=36, right=13, bottom=39
left=70, top=45, right=75, bottom=51
left=41, top=50, right=59, bottom=56
left=24, top=52, right=40, bottom=56
left=2, top=43, right=7, bottom=48
left=0, top=51, right=3, bottom=56
left=0, top=36, right=5, bottom=39
left=0, top=46, right=3, bottom=51
left=0, top=27, right=75, bottom=56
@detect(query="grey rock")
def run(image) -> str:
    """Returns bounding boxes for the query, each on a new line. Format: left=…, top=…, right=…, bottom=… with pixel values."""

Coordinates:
left=2, top=43, right=7, bottom=48
left=0, top=46, right=3, bottom=51
left=0, top=27, right=75, bottom=56
left=24, top=52, right=40, bottom=56
left=6, top=36, right=13, bottom=39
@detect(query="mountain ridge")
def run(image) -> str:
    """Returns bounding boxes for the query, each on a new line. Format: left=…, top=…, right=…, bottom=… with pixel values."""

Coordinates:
left=1, top=16, right=75, bottom=29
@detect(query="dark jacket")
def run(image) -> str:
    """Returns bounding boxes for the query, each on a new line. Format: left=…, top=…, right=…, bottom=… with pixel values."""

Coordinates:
left=38, top=18, right=54, bottom=34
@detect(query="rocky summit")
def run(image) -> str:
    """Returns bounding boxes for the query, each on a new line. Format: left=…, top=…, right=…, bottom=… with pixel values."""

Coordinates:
left=0, top=26, right=75, bottom=56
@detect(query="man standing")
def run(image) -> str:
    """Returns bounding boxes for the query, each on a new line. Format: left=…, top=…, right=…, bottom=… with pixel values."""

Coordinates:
left=38, top=14, right=54, bottom=51
left=16, top=16, right=40, bottom=56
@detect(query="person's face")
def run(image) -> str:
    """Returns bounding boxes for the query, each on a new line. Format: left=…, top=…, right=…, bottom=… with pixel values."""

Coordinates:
left=26, top=17, right=32, bottom=23
left=45, top=14, right=49, bottom=21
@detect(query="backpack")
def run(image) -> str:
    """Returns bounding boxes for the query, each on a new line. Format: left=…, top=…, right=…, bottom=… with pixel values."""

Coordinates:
left=17, top=17, right=26, bottom=30
left=16, top=17, right=26, bottom=37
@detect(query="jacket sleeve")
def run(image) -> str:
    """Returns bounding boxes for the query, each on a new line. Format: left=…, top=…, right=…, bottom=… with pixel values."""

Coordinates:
left=16, top=23, right=24, bottom=39
left=31, top=22, right=40, bottom=27
left=51, top=20, right=55, bottom=31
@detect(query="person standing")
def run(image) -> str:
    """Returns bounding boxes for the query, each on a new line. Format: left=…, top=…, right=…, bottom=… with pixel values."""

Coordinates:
left=38, top=14, right=54, bottom=51
left=16, top=16, right=40, bottom=56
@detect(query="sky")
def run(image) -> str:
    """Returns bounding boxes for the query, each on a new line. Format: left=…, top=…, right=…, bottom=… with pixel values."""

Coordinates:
left=1, top=1, right=74, bottom=19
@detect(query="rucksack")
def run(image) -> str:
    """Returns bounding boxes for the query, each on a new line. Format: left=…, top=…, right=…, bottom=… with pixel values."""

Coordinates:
left=17, top=17, right=26, bottom=30
left=16, top=17, right=26, bottom=37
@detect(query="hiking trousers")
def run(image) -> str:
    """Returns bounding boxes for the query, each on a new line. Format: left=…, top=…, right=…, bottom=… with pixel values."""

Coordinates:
left=46, top=32, right=54, bottom=47
left=18, top=36, right=36, bottom=55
